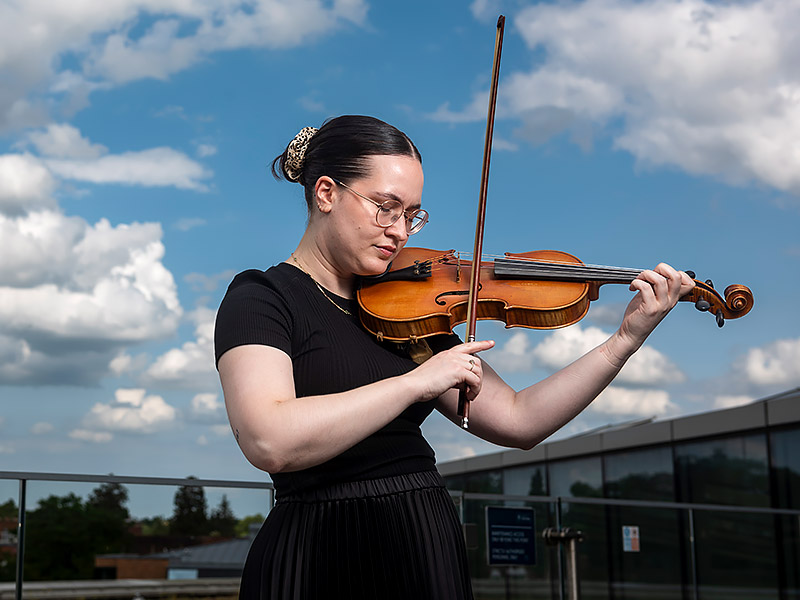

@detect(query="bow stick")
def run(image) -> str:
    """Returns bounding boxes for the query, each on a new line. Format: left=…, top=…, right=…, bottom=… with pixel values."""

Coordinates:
left=458, top=15, right=505, bottom=429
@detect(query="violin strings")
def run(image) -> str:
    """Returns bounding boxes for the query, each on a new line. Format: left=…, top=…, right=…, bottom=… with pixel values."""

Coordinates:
left=421, top=252, right=644, bottom=283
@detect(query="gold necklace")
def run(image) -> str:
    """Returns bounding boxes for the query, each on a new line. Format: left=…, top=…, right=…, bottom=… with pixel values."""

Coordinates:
left=291, top=253, right=352, bottom=316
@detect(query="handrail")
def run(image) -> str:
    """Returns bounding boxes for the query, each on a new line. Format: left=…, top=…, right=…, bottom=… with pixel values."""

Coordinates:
left=1, top=471, right=273, bottom=600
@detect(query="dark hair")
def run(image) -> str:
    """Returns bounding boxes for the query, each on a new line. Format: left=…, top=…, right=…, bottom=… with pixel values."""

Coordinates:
left=271, top=115, right=422, bottom=210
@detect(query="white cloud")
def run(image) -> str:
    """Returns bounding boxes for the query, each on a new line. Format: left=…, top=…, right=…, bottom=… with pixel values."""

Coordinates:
left=740, top=337, right=800, bottom=387
left=69, top=429, right=113, bottom=443
left=184, top=270, right=236, bottom=292
left=0, top=174, right=182, bottom=384
left=0, top=154, right=57, bottom=214
left=196, top=144, right=217, bottom=158
left=24, top=123, right=107, bottom=159
left=44, top=147, right=212, bottom=191
left=80, top=388, right=177, bottom=434
left=191, top=393, right=226, bottom=423
left=442, top=0, right=800, bottom=196
left=0, top=0, right=368, bottom=131
left=491, top=324, right=684, bottom=385
left=713, top=395, right=754, bottom=410
left=143, top=306, right=217, bottom=389
left=174, top=217, right=207, bottom=232
left=31, top=422, right=54, bottom=435
left=590, top=386, right=676, bottom=417
left=0, top=443, right=15, bottom=454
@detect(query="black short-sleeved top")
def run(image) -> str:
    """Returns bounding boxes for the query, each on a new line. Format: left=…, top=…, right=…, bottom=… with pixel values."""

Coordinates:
left=214, top=262, right=458, bottom=498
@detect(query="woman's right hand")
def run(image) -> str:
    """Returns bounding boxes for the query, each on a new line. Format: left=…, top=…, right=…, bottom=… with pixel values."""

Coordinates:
left=405, top=340, right=495, bottom=403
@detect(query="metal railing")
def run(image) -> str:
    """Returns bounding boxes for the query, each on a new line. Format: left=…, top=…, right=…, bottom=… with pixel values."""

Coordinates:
left=0, top=471, right=274, bottom=600
left=4, top=472, right=800, bottom=600
left=449, top=490, right=800, bottom=600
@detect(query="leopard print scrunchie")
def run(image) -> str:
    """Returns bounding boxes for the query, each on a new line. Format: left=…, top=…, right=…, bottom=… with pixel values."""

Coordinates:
left=284, top=126, right=318, bottom=182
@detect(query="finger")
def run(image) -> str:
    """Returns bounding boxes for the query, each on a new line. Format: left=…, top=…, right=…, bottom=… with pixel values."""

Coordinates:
left=459, top=339, right=495, bottom=354
left=653, top=262, right=683, bottom=297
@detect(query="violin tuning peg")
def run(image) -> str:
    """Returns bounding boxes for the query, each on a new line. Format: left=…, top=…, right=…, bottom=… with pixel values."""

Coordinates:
left=685, top=270, right=696, bottom=279
left=695, top=298, right=711, bottom=312
left=716, top=310, right=725, bottom=328
left=705, top=279, right=714, bottom=288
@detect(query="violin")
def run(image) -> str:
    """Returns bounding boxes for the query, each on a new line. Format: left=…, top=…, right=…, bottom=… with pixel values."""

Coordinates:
left=359, top=16, right=753, bottom=428
left=357, top=247, right=754, bottom=342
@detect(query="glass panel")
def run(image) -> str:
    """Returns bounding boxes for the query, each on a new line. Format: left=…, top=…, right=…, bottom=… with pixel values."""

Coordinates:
left=560, top=501, right=608, bottom=600
left=769, top=427, right=800, bottom=598
left=604, top=446, right=674, bottom=501
left=675, top=433, right=769, bottom=506
left=463, top=496, right=557, bottom=600
left=606, top=505, right=684, bottom=600
left=18, top=479, right=267, bottom=587
left=692, top=510, right=779, bottom=600
left=465, top=470, right=503, bottom=494
left=771, top=426, right=800, bottom=508
left=0, top=480, right=17, bottom=583
left=444, top=474, right=466, bottom=492
left=504, top=464, right=547, bottom=497
left=548, top=457, right=602, bottom=498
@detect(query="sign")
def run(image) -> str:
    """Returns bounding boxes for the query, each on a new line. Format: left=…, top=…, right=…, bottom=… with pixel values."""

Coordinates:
left=486, top=506, right=536, bottom=566
left=622, top=525, right=640, bottom=552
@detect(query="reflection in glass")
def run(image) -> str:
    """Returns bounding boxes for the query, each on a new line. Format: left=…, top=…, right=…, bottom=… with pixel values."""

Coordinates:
left=504, top=464, right=547, bottom=498
left=676, top=434, right=777, bottom=599
left=604, top=446, right=674, bottom=501
left=770, top=427, right=800, bottom=599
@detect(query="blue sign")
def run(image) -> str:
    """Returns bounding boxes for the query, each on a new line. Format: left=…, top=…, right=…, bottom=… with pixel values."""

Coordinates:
left=486, top=506, right=536, bottom=566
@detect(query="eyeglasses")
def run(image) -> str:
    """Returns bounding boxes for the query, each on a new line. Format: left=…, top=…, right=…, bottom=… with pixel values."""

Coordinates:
left=332, top=178, right=429, bottom=235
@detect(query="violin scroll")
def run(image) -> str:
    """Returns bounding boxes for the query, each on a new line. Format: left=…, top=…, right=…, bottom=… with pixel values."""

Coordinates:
left=682, top=273, right=754, bottom=327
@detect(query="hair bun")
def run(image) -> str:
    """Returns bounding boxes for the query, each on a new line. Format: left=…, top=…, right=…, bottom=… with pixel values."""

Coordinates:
left=284, top=126, right=319, bottom=182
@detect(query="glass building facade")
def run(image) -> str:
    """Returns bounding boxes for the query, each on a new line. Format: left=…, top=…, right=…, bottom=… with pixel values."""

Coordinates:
left=440, top=388, right=800, bottom=600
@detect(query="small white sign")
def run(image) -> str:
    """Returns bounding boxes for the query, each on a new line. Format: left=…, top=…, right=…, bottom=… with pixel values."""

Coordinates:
left=622, top=525, right=640, bottom=552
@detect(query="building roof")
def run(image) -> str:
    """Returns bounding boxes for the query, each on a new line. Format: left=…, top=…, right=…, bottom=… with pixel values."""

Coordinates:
left=160, top=537, right=251, bottom=570
left=438, top=387, right=800, bottom=476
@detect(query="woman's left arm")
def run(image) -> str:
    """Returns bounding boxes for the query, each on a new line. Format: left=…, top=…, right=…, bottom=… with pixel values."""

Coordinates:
left=436, top=263, right=695, bottom=449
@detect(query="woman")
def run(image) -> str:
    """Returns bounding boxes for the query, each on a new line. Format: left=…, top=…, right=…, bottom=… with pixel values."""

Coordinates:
left=215, top=115, right=694, bottom=599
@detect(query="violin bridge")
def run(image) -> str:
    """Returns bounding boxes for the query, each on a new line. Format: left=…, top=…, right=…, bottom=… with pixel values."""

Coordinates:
left=456, top=252, right=461, bottom=282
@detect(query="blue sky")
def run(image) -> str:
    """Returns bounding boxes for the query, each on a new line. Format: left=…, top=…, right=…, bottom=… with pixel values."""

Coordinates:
left=1, top=0, right=799, bottom=518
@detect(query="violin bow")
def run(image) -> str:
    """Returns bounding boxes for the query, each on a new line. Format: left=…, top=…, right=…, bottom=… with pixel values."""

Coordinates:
left=458, top=15, right=505, bottom=429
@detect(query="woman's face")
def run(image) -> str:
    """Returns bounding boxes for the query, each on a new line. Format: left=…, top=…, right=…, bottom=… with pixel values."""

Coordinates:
left=321, top=154, right=424, bottom=277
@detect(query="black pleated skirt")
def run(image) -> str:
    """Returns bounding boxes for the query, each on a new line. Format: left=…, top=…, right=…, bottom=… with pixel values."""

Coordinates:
left=239, top=470, right=473, bottom=599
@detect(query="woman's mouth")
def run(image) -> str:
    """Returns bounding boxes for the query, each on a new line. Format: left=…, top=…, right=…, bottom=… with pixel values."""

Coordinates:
left=376, top=245, right=396, bottom=258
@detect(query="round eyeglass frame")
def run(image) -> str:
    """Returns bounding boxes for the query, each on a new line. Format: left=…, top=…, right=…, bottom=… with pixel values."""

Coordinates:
left=331, top=178, right=429, bottom=234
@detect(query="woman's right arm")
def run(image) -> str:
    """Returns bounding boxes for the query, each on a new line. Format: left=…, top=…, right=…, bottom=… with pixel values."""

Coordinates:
left=218, top=339, right=492, bottom=473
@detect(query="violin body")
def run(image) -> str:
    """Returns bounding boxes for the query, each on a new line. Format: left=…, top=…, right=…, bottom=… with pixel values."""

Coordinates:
left=357, top=247, right=754, bottom=343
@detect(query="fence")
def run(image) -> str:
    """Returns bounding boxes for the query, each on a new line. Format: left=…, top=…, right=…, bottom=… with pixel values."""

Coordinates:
left=449, top=490, right=800, bottom=600
left=3, top=471, right=800, bottom=600
left=0, top=471, right=273, bottom=600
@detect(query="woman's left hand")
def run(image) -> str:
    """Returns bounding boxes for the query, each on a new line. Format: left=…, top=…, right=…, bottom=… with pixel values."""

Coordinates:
left=611, top=263, right=695, bottom=359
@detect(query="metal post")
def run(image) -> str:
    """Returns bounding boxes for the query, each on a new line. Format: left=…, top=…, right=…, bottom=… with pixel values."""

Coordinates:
left=555, top=499, right=565, bottom=600
left=565, top=536, right=580, bottom=600
left=688, top=508, right=699, bottom=600
left=15, top=479, right=26, bottom=600
left=543, top=526, right=584, bottom=600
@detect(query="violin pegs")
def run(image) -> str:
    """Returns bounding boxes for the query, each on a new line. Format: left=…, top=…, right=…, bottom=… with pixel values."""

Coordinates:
left=716, top=310, right=725, bottom=328
left=705, top=279, right=714, bottom=288
left=695, top=298, right=711, bottom=312
left=685, top=270, right=696, bottom=279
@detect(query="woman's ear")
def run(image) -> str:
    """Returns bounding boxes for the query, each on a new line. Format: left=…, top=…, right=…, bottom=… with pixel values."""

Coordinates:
left=314, top=176, right=336, bottom=213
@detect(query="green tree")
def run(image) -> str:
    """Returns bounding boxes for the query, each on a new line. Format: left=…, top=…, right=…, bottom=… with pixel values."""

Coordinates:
left=138, top=516, right=170, bottom=536
left=0, top=499, right=17, bottom=519
left=235, top=513, right=265, bottom=538
left=170, top=477, right=208, bottom=536
left=24, top=494, right=94, bottom=580
left=208, top=494, right=237, bottom=537
left=86, top=481, right=131, bottom=554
